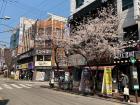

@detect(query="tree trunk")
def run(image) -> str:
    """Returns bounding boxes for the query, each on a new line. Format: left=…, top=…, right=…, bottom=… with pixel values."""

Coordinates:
left=54, top=47, right=60, bottom=78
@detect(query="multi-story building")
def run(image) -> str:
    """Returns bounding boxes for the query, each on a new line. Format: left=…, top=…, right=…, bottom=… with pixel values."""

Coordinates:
left=116, top=0, right=139, bottom=41
left=10, top=28, right=19, bottom=68
left=70, top=0, right=140, bottom=92
left=15, top=15, right=67, bottom=81
left=18, top=17, right=35, bottom=55
left=10, top=17, right=35, bottom=80
left=70, top=0, right=140, bottom=47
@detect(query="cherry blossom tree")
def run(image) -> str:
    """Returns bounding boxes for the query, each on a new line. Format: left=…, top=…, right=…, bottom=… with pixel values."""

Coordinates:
left=53, top=5, right=121, bottom=69
left=65, top=4, right=124, bottom=93
left=53, top=5, right=126, bottom=89
left=69, top=4, right=122, bottom=67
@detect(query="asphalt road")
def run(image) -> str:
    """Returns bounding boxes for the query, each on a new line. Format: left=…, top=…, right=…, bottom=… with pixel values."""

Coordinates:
left=0, top=78, right=124, bottom=105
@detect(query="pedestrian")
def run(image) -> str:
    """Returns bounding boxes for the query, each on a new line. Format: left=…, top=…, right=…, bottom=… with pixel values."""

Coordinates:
left=120, top=73, right=129, bottom=93
left=49, top=77, right=55, bottom=88
left=123, top=85, right=130, bottom=102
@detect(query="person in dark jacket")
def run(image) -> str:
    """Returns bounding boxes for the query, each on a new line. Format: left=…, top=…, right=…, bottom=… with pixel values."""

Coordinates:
left=120, top=73, right=129, bottom=92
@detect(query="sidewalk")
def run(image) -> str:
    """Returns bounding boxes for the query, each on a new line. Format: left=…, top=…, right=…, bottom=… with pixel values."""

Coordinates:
left=113, top=92, right=140, bottom=104
left=43, top=83, right=140, bottom=105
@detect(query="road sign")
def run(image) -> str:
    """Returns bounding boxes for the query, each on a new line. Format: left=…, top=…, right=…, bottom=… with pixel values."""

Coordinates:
left=134, top=85, right=139, bottom=90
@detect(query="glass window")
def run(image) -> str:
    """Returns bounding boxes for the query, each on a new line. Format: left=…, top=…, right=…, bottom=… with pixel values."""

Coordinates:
left=45, top=40, right=52, bottom=48
left=123, top=24, right=138, bottom=41
left=76, top=0, right=84, bottom=8
left=122, top=0, right=133, bottom=11
left=37, top=55, right=43, bottom=61
left=44, top=55, right=51, bottom=61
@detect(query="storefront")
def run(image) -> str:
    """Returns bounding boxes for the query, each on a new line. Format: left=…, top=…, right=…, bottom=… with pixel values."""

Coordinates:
left=114, top=49, right=140, bottom=95
left=16, top=63, right=33, bottom=80
left=34, top=61, right=52, bottom=81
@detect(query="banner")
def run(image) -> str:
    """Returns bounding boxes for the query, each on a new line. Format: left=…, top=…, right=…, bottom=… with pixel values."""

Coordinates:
left=21, top=63, right=28, bottom=69
left=101, top=67, right=112, bottom=95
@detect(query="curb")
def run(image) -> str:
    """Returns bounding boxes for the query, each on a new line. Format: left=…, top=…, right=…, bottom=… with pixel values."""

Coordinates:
left=0, top=97, right=4, bottom=101
left=45, top=86, right=140, bottom=105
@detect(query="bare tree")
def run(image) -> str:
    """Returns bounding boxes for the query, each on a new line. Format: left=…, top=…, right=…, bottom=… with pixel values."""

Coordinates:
left=53, top=27, right=70, bottom=77
left=4, top=49, right=13, bottom=71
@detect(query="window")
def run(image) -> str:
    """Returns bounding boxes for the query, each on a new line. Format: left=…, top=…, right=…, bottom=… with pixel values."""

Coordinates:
left=44, top=55, right=51, bottom=61
left=123, top=24, right=138, bottom=41
left=45, top=40, right=52, bottom=48
left=37, top=55, right=43, bottom=61
left=76, top=0, right=84, bottom=8
left=122, top=0, right=133, bottom=11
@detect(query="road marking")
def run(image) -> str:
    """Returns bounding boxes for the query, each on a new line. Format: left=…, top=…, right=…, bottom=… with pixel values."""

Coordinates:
left=25, top=84, right=32, bottom=87
left=19, top=84, right=31, bottom=88
left=0, top=87, right=3, bottom=90
left=2, top=84, right=13, bottom=89
left=11, top=84, right=22, bottom=89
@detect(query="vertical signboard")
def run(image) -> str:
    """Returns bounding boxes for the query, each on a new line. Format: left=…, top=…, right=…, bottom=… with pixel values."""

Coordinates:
left=134, top=0, right=140, bottom=20
left=102, top=67, right=112, bottom=95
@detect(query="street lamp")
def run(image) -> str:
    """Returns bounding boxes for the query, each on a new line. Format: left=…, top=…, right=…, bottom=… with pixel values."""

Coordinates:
left=0, top=16, right=11, bottom=20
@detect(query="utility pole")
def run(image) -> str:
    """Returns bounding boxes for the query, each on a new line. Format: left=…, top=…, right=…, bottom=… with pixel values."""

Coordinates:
left=130, top=57, right=139, bottom=103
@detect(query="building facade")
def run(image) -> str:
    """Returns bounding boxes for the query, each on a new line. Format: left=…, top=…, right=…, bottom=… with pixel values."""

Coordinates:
left=14, top=15, right=67, bottom=81
left=70, top=0, right=140, bottom=42
left=70, top=0, right=140, bottom=92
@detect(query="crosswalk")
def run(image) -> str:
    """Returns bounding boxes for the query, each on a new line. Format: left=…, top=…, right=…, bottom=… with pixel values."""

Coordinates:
left=0, top=84, right=32, bottom=90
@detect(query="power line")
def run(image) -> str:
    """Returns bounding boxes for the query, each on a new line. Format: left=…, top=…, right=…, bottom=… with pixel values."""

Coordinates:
left=36, top=0, right=67, bottom=19
left=0, top=41, right=9, bottom=44
left=1, top=0, right=7, bottom=18
left=14, top=0, right=48, bottom=17
left=36, top=0, right=49, bottom=7
left=0, top=0, right=4, bottom=16
left=7, top=0, right=69, bottom=28
left=42, top=0, right=66, bottom=18
left=0, top=24, right=15, bottom=29
left=14, top=0, right=67, bottom=19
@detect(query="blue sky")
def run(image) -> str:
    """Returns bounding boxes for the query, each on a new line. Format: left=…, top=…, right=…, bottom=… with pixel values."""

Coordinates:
left=0, top=0, right=70, bottom=46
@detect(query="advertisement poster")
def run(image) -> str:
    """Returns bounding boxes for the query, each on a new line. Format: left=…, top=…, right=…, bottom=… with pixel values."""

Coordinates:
left=36, top=72, right=45, bottom=81
left=101, top=67, right=112, bottom=95
left=14, top=71, right=19, bottom=80
left=79, top=69, right=91, bottom=93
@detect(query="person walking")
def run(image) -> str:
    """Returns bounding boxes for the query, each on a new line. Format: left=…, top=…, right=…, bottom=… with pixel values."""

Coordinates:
left=119, top=73, right=130, bottom=102
left=123, top=85, right=130, bottom=102
left=120, top=73, right=129, bottom=93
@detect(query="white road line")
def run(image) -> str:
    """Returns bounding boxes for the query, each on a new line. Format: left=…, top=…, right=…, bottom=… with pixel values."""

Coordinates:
left=0, top=87, right=3, bottom=90
left=11, top=84, right=22, bottom=89
left=19, top=84, right=31, bottom=88
left=25, top=84, right=32, bottom=87
left=2, top=84, right=13, bottom=89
